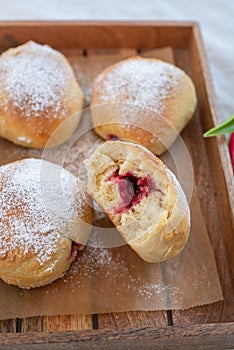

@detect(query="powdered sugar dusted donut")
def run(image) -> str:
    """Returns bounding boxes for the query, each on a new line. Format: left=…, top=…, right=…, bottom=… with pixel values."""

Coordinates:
left=85, top=141, right=190, bottom=263
left=0, top=41, right=85, bottom=148
left=91, top=56, right=197, bottom=155
left=0, top=158, right=93, bottom=288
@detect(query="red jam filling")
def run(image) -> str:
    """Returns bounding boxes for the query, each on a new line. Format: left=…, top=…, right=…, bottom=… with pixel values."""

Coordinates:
left=106, top=170, right=159, bottom=214
left=107, top=134, right=119, bottom=141
left=69, top=242, right=84, bottom=260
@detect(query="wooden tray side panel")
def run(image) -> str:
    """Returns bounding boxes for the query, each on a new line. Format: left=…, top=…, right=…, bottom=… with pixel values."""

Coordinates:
left=172, top=47, right=234, bottom=326
left=189, top=26, right=234, bottom=280
left=0, top=21, right=193, bottom=50
left=0, top=323, right=234, bottom=350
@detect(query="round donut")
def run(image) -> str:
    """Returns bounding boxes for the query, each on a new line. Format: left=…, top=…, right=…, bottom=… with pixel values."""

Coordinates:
left=91, top=56, right=197, bottom=155
left=0, top=158, right=93, bottom=289
left=0, top=41, right=85, bottom=148
left=85, top=141, right=190, bottom=263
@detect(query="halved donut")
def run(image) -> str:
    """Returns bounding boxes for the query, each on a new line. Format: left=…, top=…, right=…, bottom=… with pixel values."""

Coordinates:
left=85, top=141, right=190, bottom=263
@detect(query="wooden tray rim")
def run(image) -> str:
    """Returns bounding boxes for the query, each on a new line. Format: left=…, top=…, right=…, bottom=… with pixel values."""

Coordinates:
left=0, top=322, right=233, bottom=347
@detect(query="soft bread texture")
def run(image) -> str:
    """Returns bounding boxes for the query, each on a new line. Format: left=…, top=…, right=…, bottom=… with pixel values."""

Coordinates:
left=0, top=41, right=85, bottom=148
left=0, top=158, right=93, bottom=289
left=85, top=141, right=190, bottom=263
left=91, top=56, right=197, bottom=155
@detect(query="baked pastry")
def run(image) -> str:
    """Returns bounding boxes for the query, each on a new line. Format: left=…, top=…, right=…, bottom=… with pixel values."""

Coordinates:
left=91, top=56, right=197, bottom=155
left=0, top=158, right=93, bottom=289
left=85, top=141, right=190, bottom=263
left=0, top=41, right=84, bottom=148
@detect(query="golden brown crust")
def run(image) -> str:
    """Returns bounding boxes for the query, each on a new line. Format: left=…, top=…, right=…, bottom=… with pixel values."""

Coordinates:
left=0, top=41, right=85, bottom=148
left=85, top=141, right=190, bottom=263
left=0, top=158, right=93, bottom=289
left=91, top=56, right=197, bottom=155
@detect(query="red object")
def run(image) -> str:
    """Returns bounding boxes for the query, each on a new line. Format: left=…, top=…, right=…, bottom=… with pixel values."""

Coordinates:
left=107, top=134, right=119, bottom=140
left=69, top=243, right=84, bottom=260
left=229, top=133, right=234, bottom=171
left=106, top=170, right=161, bottom=214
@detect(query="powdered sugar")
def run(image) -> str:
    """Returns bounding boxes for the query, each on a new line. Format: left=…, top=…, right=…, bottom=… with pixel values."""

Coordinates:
left=17, top=135, right=32, bottom=144
left=93, top=57, right=183, bottom=118
left=64, top=246, right=164, bottom=300
left=0, top=158, right=85, bottom=265
left=0, top=42, right=69, bottom=119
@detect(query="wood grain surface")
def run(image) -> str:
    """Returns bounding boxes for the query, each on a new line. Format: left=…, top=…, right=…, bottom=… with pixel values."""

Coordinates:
left=0, top=21, right=193, bottom=50
left=0, top=323, right=234, bottom=349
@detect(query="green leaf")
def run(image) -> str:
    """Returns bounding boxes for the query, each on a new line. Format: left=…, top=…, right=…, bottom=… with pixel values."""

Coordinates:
left=203, top=114, right=234, bottom=137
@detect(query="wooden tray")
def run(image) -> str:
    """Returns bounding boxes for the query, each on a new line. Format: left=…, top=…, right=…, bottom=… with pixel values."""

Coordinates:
left=0, top=21, right=233, bottom=350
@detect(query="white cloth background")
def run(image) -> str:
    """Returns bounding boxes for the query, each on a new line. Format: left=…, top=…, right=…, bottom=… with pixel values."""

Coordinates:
left=0, top=0, right=233, bottom=121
